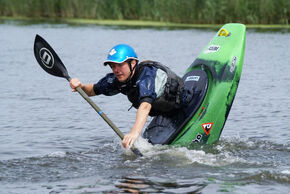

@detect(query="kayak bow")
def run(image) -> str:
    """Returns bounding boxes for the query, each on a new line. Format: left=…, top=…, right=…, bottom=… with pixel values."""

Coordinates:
left=143, top=23, right=246, bottom=145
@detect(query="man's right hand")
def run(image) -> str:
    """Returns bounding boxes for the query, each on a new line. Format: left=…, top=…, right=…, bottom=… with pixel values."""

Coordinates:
left=69, top=79, right=95, bottom=96
left=69, top=78, right=82, bottom=92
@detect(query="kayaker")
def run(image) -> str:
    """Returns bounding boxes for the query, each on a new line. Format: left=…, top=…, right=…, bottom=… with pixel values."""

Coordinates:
left=69, top=44, right=191, bottom=149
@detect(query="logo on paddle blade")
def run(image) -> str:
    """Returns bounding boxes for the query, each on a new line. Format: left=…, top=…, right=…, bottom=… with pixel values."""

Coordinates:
left=39, top=48, right=54, bottom=69
left=201, top=122, right=213, bottom=136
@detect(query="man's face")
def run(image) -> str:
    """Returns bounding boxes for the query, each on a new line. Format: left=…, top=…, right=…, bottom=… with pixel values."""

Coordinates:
left=109, top=60, right=136, bottom=82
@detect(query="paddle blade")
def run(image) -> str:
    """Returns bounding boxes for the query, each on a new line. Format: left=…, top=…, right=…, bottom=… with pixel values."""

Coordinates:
left=34, top=34, right=70, bottom=80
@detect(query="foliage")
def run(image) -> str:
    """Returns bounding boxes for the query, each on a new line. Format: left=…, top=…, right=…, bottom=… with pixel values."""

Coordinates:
left=0, top=0, right=289, bottom=24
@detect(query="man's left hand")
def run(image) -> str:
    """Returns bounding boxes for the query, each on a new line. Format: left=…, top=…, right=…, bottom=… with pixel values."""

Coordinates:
left=122, top=132, right=139, bottom=149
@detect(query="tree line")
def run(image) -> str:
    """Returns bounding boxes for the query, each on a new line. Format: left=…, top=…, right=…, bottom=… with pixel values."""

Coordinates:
left=0, top=0, right=289, bottom=24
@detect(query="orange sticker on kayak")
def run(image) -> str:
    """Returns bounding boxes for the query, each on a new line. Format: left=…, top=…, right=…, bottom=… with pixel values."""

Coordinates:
left=201, top=122, right=213, bottom=135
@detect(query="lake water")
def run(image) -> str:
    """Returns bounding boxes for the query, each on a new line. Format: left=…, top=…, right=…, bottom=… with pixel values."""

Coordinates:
left=0, top=21, right=290, bottom=193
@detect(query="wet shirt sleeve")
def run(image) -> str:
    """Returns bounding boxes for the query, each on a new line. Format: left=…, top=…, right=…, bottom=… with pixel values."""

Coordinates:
left=137, top=66, right=157, bottom=104
left=93, top=73, right=120, bottom=96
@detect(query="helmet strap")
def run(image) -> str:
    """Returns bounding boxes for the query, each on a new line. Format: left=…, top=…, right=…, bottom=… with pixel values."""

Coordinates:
left=124, top=60, right=137, bottom=84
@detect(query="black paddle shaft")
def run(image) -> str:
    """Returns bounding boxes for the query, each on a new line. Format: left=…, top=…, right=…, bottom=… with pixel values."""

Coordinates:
left=33, top=34, right=143, bottom=157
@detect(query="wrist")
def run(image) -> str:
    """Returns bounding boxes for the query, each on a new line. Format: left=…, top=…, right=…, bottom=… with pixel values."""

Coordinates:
left=130, top=129, right=140, bottom=136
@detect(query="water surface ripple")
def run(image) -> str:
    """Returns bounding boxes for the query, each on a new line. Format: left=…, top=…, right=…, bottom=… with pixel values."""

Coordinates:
left=0, top=22, right=289, bottom=193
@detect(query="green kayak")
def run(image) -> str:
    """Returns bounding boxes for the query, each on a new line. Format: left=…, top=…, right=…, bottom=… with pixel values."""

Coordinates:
left=143, top=23, right=246, bottom=145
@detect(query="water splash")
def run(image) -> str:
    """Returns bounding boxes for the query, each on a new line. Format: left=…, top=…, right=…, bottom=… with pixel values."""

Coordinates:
left=121, top=136, right=245, bottom=166
left=47, top=151, right=67, bottom=158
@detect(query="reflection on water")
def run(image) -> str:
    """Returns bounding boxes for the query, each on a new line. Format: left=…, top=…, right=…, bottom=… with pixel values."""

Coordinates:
left=116, top=177, right=152, bottom=193
left=116, top=176, right=206, bottom=193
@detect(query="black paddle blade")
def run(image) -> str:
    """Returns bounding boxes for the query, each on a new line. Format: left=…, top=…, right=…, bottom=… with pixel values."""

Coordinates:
left=34, top=34, right=70, bottom=80
left=131, top=147, right=143, bottom=157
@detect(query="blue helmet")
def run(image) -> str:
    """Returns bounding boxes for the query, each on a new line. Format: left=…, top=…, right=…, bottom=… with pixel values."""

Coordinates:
left=104, top=44, right=138, bottom=66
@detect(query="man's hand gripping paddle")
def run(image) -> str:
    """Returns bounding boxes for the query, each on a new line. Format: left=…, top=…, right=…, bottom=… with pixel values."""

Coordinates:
left=33, top=34, right=143, bottom=157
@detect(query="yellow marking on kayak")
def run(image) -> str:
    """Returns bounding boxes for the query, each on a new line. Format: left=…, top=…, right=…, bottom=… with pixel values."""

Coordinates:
left=218, top=28, right=230, bottom=37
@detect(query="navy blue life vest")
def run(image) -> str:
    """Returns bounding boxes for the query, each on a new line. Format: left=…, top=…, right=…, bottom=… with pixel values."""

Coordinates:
left=119, top=60, right=184, bottom=116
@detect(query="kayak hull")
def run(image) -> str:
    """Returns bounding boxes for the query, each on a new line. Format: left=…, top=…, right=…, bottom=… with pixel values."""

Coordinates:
left=143, top=23, right=246, bottom=145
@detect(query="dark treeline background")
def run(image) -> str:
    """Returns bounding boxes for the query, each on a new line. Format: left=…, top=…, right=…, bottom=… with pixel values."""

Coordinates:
left=0, top=0, right=289, bottom=24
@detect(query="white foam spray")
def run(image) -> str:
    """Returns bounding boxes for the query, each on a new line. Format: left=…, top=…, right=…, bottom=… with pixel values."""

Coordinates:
left=125, top=137, right=246, bottom=166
